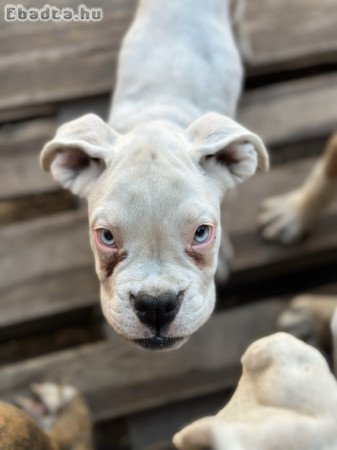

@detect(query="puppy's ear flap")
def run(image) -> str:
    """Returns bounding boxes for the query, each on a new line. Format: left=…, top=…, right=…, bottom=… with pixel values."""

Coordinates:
left=40, top=114, right=119, bottom=197
left=187, top=112, right=269, bottom=194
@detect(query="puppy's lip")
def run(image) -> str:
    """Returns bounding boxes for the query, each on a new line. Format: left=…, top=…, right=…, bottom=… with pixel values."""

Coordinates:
left=133, top=336, right=185, bottom=351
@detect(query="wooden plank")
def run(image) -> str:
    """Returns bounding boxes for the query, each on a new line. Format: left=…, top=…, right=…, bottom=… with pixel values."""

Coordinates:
left=229, top=157, right=337, bottom=274
left=229, top=157, right=331, bottom=236
left=1, top=156, right=337, bottom=334
left=0, top=210, right=99, bottom=333
left=59, top=72, right=337, bottom=149
left=0, top=104, right=56, bottom=124
left=238, top=73, right=337, bottom=146
left=0, top=0, right=136, bottom=112
left=0, top=191, right=77, bottom=225
left=0, top=118, right=58, bottom=199
left=240, top=0, right=337, bottom=75
left=0, top=299, right=285, bottom=421
left=128, top=392, right=229, bottom=450
left=1, top=0, right=336, bottom=114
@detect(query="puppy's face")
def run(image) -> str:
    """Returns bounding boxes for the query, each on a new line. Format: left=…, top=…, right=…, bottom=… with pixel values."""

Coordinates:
left=88, top=126, right=220, bottom=350
left=41, top=113, right=268, bottom=350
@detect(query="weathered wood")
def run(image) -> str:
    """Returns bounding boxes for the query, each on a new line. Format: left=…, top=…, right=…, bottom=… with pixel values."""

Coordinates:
left=240, top=0, right=337, bottom=75
left=57, top=72, right=337, bottom=152
left=0, top=0, right=135, bottom=113
left=229, top=157, right=334, bottom=235
left=0, top=191, right=77, bottom=225
left=128, top=392, right=229, bottom=450
left=238, top=73, right=337, bottom=146
left=0, top=299, right=285, bottom=421
left=0, top=104, right=56, bottom=124
left=0, top=0, right=336, bottom=115
left=0, top=210, right=99, bottom=333
left=0, top=118, right=57, bottom=199
left=1, top=156, right=337, bottom=334
left=229, top=157, right=337, bottom=274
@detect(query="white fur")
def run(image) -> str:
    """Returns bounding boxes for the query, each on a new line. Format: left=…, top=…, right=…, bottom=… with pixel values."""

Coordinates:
left=40, top=0, right=268, bottom=346
left=173, top=332, right=337, bottom=450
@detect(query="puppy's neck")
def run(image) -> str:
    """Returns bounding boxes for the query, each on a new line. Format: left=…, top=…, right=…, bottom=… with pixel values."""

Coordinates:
left=109, top=0, right=242, bottom=133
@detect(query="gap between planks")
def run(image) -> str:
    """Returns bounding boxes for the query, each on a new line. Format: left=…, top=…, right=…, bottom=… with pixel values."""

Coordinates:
left=0, top=299, right=285, bottom=422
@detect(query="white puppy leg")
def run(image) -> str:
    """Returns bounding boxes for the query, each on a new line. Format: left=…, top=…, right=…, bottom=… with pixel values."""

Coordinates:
left=259, top=134, right=337, bottom=244
left=173, top=332, right=337, bottom=450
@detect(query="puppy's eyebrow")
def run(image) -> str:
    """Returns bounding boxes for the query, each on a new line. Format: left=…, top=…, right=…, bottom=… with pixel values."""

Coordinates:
left=182, top=206, right=217, bottom=227
left=90, top=208, right=120, bottom=229
left=104, top=250, right=128, bottom=278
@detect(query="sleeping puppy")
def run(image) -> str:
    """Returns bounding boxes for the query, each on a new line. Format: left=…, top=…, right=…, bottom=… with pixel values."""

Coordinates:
left=40, top=0, right=268, bottom=350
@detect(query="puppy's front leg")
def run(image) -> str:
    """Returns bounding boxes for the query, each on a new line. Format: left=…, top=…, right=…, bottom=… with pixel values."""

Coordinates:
left=277, top=295, right=337, bottom=350
left=259, top=133, right=337, bottom=244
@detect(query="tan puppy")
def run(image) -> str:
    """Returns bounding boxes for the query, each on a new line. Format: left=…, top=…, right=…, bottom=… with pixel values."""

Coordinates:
left=0, top=383, right=93, bottom=450
left=40, top=0, right=268, bottom=350
left=259, top=133, right=337, bottom=244
left=259, top=132, right=337, bottom=377
left=173, top=331, right=337, bottom=450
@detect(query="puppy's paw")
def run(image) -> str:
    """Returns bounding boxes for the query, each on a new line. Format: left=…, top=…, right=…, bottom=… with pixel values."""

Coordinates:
left=258, top=191, right=310, bottom=244
left=16, top=383, right=77, bottom=430
left=278, top=295, right=337, bottom=347
left=277, top=295, right=316, bottom=338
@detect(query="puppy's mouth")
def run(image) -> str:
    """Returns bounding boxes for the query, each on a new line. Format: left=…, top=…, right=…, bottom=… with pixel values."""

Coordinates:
left=133, top=336, right=185, bottom=351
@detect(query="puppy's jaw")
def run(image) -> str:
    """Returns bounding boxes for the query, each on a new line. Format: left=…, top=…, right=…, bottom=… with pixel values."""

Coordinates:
left=133, top=336, right=188, bottom=351
left=99, top=279, right=216, bottom=350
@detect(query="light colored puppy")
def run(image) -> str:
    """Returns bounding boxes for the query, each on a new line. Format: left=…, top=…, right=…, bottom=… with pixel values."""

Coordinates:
left=40, top=0, right=268, bottom=350
left=173, top=330, right=337, bottom=450
left=259, top=133, right=337, bottom=363
left=259, top=133, right=337, bottom=245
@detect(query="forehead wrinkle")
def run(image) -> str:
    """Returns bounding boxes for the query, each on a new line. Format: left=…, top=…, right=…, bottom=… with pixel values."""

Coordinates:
left=114, top=125, right=194, bottom=171
left=100, top=164, right=216, bottom=227
left=90, top=205, right=124, bottom=228
left=179, top=207, right=217, bottom=227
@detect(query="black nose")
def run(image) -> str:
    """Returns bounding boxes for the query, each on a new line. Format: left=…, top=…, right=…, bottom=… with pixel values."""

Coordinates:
left=131, top=291, right=183, bottom=332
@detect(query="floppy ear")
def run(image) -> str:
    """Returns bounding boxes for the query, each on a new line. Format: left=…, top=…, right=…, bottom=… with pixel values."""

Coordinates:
left=187, top=112, right=269, bottom=194
left=40, top=114, right=119, bottom=197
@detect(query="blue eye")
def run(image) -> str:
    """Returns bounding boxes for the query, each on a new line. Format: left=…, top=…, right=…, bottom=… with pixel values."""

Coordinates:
left=98, top=228, right=115, bottom=247
left=193, top=225, right=210, bottom=244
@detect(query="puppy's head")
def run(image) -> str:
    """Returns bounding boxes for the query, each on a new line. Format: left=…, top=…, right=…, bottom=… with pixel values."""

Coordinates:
left=41, top=113, right=268, bottom=350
